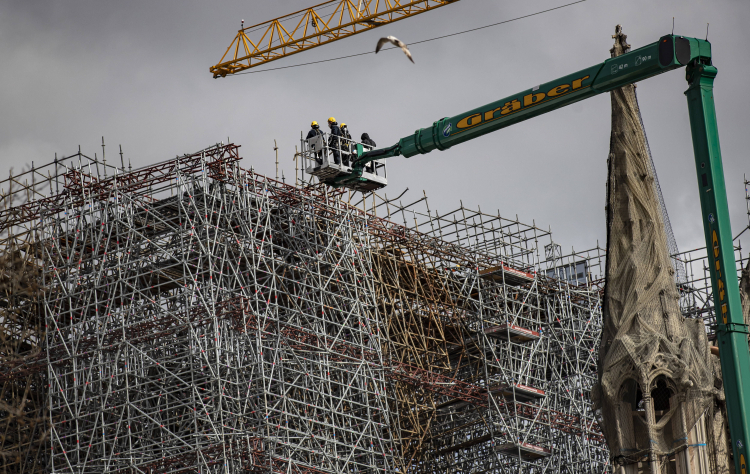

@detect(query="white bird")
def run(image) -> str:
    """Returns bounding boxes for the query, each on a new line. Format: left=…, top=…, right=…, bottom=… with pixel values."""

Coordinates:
left=375, top=36, right=414, bottom=63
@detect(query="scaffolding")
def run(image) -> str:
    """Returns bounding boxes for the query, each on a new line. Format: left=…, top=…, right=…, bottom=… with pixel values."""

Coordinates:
left=0, top=159, right=60, bottom=474
left=35, top=144, right=396, bottom=473
left=369, top=193, right=609, bottom=473
left=0, top=140, right=745, bottom=473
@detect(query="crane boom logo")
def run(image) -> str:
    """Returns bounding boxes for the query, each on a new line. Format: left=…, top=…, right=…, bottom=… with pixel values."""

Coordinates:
left=453, top=75, right=591, bottom=134
left=442, top=122, right=452, bottom=137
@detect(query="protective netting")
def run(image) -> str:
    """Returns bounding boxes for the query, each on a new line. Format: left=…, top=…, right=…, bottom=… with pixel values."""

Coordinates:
left=592, top=26, right=728, bottom=472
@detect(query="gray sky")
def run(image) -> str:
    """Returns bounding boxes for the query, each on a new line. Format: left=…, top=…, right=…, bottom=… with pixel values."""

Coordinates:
left=1, top=0, right=748, bottom=257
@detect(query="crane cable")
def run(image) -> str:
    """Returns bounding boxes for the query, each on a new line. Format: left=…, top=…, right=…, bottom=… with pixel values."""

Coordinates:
left=225, top=0, right=587, bottom=76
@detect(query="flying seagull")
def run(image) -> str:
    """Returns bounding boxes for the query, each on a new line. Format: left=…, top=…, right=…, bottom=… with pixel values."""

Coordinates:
left=375, top=36, right=414, bottom=63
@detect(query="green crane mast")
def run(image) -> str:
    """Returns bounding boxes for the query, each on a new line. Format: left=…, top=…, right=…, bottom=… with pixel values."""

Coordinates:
left=334, top=34, right=750, bottom=473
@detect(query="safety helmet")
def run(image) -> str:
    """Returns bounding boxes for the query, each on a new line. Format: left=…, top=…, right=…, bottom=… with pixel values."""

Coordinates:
left=311, top=120, right=318, bottom=127
left=328, top=117, right=336, bottom=123
left=340, top=123, right=346, bottom=128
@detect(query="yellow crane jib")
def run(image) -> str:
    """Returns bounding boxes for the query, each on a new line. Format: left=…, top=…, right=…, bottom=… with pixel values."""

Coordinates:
left=210, top=0, right=460, bottom=78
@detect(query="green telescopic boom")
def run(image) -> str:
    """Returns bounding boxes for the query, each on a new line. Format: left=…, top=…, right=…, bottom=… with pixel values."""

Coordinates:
left=344, top=34, right=750, bottom=472
left=350, top=35, right=707, bottom=163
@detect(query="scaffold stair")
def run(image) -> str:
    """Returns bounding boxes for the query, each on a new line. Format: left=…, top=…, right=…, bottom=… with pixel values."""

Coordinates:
left=491, top=383, right=546, bottom=402
left=494, top=442, right=552, bottom=461
left=484, top=323, right=541, bottom=343
left=479, top=264, right=535, bottom=285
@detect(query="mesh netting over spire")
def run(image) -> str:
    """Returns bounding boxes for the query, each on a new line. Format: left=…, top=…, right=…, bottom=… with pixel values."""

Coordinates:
left=592, top=25, right=730, bottom=473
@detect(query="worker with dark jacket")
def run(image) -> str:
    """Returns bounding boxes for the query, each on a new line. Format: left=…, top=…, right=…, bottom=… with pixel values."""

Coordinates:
left=306, top=121, right=324, bottom=140
left=361, top=133, right=376, bottom=149
left=339, top=123, right=352, bottom=166
left=360, top=133, right=378, bottom=173
left=306, top=121, right=325, bottom=163
left=327, top=117, right=342, bottom=165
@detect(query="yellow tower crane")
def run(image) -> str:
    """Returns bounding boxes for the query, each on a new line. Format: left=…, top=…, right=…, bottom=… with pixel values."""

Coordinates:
left=210, top=0, right=460, bottom=78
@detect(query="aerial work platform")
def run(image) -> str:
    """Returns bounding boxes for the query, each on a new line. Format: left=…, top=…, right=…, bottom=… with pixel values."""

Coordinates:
left=300, top=131, right=387, bottom=192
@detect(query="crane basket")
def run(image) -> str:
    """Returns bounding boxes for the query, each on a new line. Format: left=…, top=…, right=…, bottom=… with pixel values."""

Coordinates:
left=300, top=131, right=387, bottom=192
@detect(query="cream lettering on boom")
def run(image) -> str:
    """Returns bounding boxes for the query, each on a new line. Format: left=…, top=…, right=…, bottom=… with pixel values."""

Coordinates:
left=454, top=75, right=591, bottom=132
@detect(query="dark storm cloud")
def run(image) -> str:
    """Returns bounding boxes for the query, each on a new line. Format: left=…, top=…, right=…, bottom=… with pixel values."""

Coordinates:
left=1, top=0, right=748, bottom=255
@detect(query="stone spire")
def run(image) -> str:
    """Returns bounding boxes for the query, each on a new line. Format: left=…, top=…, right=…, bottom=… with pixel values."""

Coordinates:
left=592, top=25, right=728, bottom=473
